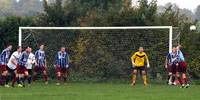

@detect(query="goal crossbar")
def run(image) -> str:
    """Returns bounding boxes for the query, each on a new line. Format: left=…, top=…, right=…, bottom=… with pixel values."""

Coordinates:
left=18, top=26, right=173, bottom=52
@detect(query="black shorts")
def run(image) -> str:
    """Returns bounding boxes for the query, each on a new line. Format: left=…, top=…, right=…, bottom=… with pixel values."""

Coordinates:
left=6, top=66, right=16, bottom=74
left=133, top=66, right=145, bottom=71
left=27, top=69, right=33, bottom=75
left=6, top=67, right=16, bottom=79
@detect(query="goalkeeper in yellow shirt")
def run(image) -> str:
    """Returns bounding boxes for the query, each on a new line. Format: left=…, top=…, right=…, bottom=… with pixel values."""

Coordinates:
left=131, top=47, right=150, bottom=86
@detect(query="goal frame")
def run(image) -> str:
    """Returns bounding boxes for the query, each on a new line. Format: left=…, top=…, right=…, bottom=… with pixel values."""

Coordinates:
left=18, top=26, right=173, bottom=52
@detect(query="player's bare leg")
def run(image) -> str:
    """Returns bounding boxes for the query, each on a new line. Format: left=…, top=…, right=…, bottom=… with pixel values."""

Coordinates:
left=171, top=64, right=177, bottom=85
left=33, top=72, right=38, bottom=82
left=1, top=70, right=7, bottom=82
left=18, top=74, right=24, bottom=87
left=56, top=72, right=61, bottom=85
left=27, top=74, right=32, bottom=86
left=63, top=73, right=68, bottom=85
left=0, top=70, right=9, bottom=88
left=176, top=72, right=184, bottom=88
left=142, top=70, right=148, bottom=86
left=2, top=71, right=10, bottom=88
left=43, top=70, right=48, bottom=85
left=25, top=71, right=29, bottom=86
left=16, top=74, right=23, bottom=87
left=20, top=71, right=29, bottom=87
left=12, top=71, right=19, bottom=87
left=182, top=73, right=189, bottom=88
left=131, top=70, right=137, bottom=86
left=171, top=74, right=176, bottom=85
left=5, top=72, right=11, bottom=87
left=167, top=72, right=173, bottom=85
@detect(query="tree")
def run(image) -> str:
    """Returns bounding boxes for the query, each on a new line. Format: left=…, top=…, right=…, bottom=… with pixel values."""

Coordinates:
left=38, top=0, right=65, bottom=26
left=195, top=5, right=200, bottom=20
left=196, top=21, right=200, bottom=32
left=0, top=16, right=34, bottom=50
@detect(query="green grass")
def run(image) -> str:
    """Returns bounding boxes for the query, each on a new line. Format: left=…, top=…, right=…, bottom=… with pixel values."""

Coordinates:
left=0, top=83, right=200, bottom=100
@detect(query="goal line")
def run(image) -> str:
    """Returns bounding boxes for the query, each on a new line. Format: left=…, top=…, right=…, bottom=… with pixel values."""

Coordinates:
left=18, top=26, right=173, bottom=52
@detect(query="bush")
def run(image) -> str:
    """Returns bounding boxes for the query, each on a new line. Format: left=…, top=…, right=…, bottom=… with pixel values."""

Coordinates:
left=188, top=55, right=200, bottom=78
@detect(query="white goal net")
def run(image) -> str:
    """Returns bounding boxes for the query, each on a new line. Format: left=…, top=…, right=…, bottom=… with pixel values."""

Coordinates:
left=18, top=26, right=178, bottom=80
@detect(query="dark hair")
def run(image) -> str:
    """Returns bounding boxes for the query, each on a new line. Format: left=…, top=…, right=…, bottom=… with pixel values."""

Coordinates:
left=25, top=46, right=30, bottom=49
left=39, top=44, right=44, bottom=46
left=17, top=46, right=22, bottom=49
left=61, top=46, right=65, bottom=49
left=7, top=44, right=12, bottom=47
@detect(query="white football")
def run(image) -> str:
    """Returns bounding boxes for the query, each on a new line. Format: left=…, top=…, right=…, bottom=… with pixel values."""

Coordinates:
left=190, top=25, right=196, bottom=31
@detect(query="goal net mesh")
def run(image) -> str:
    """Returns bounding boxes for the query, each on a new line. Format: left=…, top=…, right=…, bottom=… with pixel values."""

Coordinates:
left=21, top=28, right=178, bottom=81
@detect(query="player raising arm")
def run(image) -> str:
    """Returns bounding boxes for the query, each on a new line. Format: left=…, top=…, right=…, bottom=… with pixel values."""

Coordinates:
left=131, top=47, right=150, bottom=86
left=55, top=47, right=70, bottom=85
left=176, top=45, right=189, bottom=88
left=0, top=45, right=12, bottom=87
left=165, top=47, right=184, bottom=87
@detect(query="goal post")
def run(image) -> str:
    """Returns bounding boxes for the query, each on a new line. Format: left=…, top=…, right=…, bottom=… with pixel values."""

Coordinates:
left=18, top=26, right=173, bottom=52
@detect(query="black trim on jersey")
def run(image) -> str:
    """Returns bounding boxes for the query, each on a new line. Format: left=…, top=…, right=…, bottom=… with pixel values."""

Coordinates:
left=136, top=54, right=145, bottom=58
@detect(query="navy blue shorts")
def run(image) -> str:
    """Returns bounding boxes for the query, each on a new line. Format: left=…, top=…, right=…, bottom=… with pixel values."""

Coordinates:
left=133, top=66, right=145, bottom=71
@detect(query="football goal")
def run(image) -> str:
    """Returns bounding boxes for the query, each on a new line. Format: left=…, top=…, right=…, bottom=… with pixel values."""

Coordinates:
left=18, top=26, right=173, bottom=52
left=18, top=26, right=177, bottom=79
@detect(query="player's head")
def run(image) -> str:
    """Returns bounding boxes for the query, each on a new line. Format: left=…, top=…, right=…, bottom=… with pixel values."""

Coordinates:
left=40, top=44, right=44, bottom=50
left=17, top=46, right=22, bottom=52
left=139, top=47, right=144, bottom=53
left=7, top=45, right=12, bottom=50
left=29, top=47, right=32, bottom=52
left=61, top=47, right=65, bottom=52
left=172, top=47, right=177, bottom=53
left=26, top=46, right=31, bottom=53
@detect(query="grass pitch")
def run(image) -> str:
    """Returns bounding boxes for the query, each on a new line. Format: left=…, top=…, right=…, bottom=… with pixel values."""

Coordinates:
left=0, top=83, right=200, bottom=100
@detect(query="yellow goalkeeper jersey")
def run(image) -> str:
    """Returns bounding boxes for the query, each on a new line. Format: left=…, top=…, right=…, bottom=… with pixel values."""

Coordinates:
left=131, top=51, right=149, bottom=67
